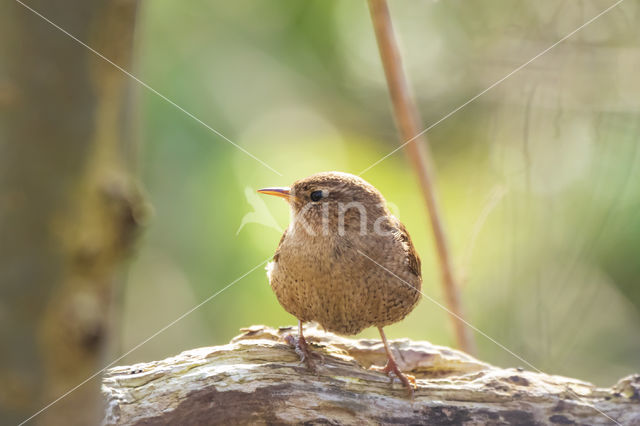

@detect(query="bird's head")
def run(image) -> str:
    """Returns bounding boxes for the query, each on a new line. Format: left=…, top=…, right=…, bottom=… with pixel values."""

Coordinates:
left=258, top=171, right=392, bottom=236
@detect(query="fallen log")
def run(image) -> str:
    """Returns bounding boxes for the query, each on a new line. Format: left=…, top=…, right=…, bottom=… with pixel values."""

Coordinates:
left=102, top=325, right=639, bottom=425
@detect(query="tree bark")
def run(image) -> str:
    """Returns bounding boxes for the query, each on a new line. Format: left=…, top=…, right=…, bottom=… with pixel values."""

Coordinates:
left=0, top=1, right=143, bottom=424
left=103, top=326, right=639, bottom=425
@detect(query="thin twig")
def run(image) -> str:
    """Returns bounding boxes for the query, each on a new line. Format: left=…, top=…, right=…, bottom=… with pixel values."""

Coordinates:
left=367, top=0, right=476, bottom=354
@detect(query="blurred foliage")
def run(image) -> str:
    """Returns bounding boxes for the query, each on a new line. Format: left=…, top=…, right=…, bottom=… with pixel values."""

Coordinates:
left=118, top=0, right=640, bottom=386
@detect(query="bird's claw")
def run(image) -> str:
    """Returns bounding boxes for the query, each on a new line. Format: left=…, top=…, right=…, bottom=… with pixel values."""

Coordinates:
left=369, top=363, right=393, bottom=380
left=369, top=360, right=416, bottom=398
left=284, top=333, right=316, bottom=372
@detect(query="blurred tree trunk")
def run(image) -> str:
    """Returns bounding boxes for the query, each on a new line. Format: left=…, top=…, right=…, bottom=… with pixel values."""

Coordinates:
left=0, top=1, right=143, bottom=424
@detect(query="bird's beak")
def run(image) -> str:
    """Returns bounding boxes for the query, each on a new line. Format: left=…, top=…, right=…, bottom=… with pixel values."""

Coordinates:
left=257, top=187, right=291, bottom=200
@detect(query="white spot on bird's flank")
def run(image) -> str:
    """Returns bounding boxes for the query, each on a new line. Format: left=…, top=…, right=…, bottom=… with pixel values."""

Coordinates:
left=265, top=261, right=275, bottom=281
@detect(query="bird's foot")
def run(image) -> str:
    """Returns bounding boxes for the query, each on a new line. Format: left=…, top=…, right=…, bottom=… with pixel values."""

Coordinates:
left=284, top=333, right=316, bottom=372
left=370, top=359, right=416, bottom=398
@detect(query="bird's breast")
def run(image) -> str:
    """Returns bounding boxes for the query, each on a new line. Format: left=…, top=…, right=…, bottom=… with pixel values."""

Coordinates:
left=268, top=231, right=419, bottom=335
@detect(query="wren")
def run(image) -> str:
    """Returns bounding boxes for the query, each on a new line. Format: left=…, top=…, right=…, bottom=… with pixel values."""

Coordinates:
left=259, top=171, right=422, bottom=396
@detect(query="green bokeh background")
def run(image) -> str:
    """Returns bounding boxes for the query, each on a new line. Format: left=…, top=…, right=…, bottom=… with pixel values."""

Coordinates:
left=117, top=0, right=640, bottom=386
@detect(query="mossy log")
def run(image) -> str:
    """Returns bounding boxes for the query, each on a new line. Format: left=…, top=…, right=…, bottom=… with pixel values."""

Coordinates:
left=102, top=325, right=639, bottom=425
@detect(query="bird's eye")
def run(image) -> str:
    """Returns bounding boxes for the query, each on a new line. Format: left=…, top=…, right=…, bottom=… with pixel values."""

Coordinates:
left=310, top=190, right=324, bottom=202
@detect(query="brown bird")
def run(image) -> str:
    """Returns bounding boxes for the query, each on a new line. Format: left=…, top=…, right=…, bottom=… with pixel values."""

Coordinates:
left=258, top=171, right=422, bottom=396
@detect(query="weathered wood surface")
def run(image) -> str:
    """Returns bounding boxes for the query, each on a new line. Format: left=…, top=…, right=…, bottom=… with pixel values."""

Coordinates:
left=103, top=325, right=639, bottom=425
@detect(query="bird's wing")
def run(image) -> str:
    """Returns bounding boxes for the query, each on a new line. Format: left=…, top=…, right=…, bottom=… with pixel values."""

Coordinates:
left=391, top=220, right=422, bottom=278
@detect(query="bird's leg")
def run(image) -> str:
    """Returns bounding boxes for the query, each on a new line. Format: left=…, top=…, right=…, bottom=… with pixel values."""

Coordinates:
left=284, top=320, right=315, bottom=371
left=296, top=320, right=315, bottom=370
left=370, top=327, right=416, bottom=398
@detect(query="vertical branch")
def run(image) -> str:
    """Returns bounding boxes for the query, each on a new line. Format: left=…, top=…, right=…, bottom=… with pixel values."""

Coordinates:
left=0, top=1, right=144, bottom=424
left=367, top=0, right=476, bottom=354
